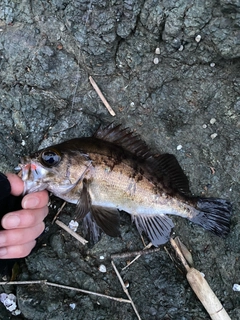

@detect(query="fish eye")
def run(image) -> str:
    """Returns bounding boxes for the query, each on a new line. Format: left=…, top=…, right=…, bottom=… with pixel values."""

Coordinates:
left=41, top=150, right=61, bottom=167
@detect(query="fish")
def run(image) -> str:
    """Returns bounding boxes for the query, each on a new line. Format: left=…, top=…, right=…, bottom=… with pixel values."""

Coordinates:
left=18, top=124, right=232, bottom=246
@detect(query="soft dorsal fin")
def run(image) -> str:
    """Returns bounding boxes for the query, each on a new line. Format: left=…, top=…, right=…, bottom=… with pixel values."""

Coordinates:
left=146, top=154, right=191, bottom=196
left=94, top=123, right=151, bottom=159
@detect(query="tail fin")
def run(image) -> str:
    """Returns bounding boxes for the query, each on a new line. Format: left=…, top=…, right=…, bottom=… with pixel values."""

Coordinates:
left=190, top=198, right=232, bottom=236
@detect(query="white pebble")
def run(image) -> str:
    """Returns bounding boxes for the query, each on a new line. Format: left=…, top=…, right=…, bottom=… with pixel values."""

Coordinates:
left=155, top=47, right=160, bottom=55
left=153, top=57, right=159, bottom=64
left=99, top=255, right=105, bottom=260
left=69, top=303, right=76, bottom=309
left=98, top=264, right=107, bottom=273
left=21, top=140, right=26, bottom=146
left=178, top=45, right=184, bottom=51
left=210, top=118, right=216, bottom=124
left=195, top=35, right=201, bottom=43
left=233, top=284, right=240, bottom=291
left=12, top=309, right=21, bottom=316
left=177, top=145, right=182, bottom=150
left=68, top=220, right=79, bottom=232
left=202, top=124, right=207, bottom=129
left=210, top=62, right=215, bottom=67
left=210, top=133, right=218, bottom=139
left=130, top=102, right=135, bottom=107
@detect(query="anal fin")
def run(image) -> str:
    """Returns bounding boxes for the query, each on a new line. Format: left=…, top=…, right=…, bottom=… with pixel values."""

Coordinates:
left=132, top=214, right=174, bottom=246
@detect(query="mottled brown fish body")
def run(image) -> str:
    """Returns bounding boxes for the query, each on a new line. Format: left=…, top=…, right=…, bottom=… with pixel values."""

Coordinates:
left=19, top=124, right=232, bottom=246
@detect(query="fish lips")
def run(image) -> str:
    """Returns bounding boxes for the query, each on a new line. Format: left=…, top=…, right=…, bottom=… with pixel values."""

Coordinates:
left=17, top=159, right=49, bottom=195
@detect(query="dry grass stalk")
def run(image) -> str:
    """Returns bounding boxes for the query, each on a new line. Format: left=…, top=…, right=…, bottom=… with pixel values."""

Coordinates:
left=51, top=201, right=66, bottom=223
left=121, top=242, right=153, bottom=271
left=0, top=280, right=131, bottom=304
left=89, top=76, right=116, bottom=116
left=111, top=261, right=142, bottom=320
left=55, top=219, right=88, bottom=245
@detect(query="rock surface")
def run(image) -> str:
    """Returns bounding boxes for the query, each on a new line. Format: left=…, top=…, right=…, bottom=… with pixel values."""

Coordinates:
left=0, top=1, right=240, bottom=319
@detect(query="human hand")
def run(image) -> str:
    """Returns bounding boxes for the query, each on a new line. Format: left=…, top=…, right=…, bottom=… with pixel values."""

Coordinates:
left=0, top=173, right=48, bottom=259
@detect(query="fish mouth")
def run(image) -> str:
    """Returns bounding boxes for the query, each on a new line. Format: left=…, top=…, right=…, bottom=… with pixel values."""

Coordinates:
left=17, top=159, right=48, bottom=195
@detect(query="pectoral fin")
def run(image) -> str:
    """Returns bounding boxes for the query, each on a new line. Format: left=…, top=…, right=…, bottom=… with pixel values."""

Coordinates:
left=76, top=180, right=120, bottom=245
left=132, top=214, right=174, bottom=246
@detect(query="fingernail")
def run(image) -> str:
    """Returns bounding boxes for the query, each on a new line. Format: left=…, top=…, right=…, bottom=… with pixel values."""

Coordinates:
left=0, top=247, right=7, bottom=257
left=4, top=215, right=21, bottom=228
left=22, top=196, right=40, bottom=208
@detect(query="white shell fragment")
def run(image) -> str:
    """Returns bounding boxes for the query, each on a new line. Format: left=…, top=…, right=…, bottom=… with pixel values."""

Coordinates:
left=0, top=293, right=21, bottom=315
left=210, top=133, right=218, bottom=139
left=195, top=35, right=201, bottom=42
left=233, top=284, right=240, bottom=291
left=98, top=264, right=107, bottom=273
left=210, top=118, right=216, bottom=124
left=177, top=145, right=182, bottom=150
left=155, top=47, right=160, bottom=54
left=153, top=57, right=159, bottom=64
left=68, top=220, right=79, bottom=232
left=178, top=44, right=184, bottom=51
left=69, top=303, right=76, bottom=309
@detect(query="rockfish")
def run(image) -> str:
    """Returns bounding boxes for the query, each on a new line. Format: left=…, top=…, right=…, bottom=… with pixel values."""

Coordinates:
left=18, top=124, right=232, bottom=246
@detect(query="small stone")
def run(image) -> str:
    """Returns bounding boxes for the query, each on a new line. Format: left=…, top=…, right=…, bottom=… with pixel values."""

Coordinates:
left=210, top=62, right=215, bottom=67
left=68, top=220, right=79, bottom=232
left=21, top=140, right=26, bottom=146
left=99, top=255, right=105, bottom=260
left=178, top=45, right=184, bottom=51
left=155, top=47, right=160, bottom=55
left=153, top=57, right=159, bottom=64
left=210, top=133, right=218, bottom=139
left=69, top=303, right=76, bottom=309
left=177, top=145, right=182, bottom=150
left=202, top=124, right=207, bottom=128
left=210, top=118, right=216, bottom=124
left=233, top=284, right=240, bottom=291
left=195, top=35, right=201, bottom=43
left=98, top=264, right=107, bottom=273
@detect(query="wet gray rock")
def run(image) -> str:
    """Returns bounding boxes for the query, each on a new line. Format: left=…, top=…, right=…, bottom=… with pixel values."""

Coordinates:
left=0, top=0, right=240, bottom=319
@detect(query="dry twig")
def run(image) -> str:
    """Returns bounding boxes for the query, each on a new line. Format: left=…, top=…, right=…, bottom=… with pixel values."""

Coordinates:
left=0, top=280, right=131, bottom=304
left=55, top=219, right=88, bottom=245
left=111, top=261, right=142, bottom=320
left=121, top=242, right=153, bottom=270
left=51, top=201, right=66, bottom=223
left=89, top=76, right=116, bottom=116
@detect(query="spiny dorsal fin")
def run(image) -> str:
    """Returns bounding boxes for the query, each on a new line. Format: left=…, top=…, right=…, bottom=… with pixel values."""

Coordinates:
left=94, top=123, right=151, bottom=159
left=94, top=124, right=191, bottom=196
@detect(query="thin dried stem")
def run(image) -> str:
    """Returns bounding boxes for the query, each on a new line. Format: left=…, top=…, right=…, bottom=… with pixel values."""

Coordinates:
left=51, top=201, right=66, bottom=223
left=89, top=76, right=116, bottom=116
left=111, top=261, right=142, bottom=320
left=121, top=242, right=153, bottom=271
left=55, top=219, right=88, bottom=245
left=0, top=280, right=131, bottom=304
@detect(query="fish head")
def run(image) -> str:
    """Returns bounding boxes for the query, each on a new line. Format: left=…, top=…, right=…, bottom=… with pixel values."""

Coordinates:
left=18, top=145, right=92, bottom=199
